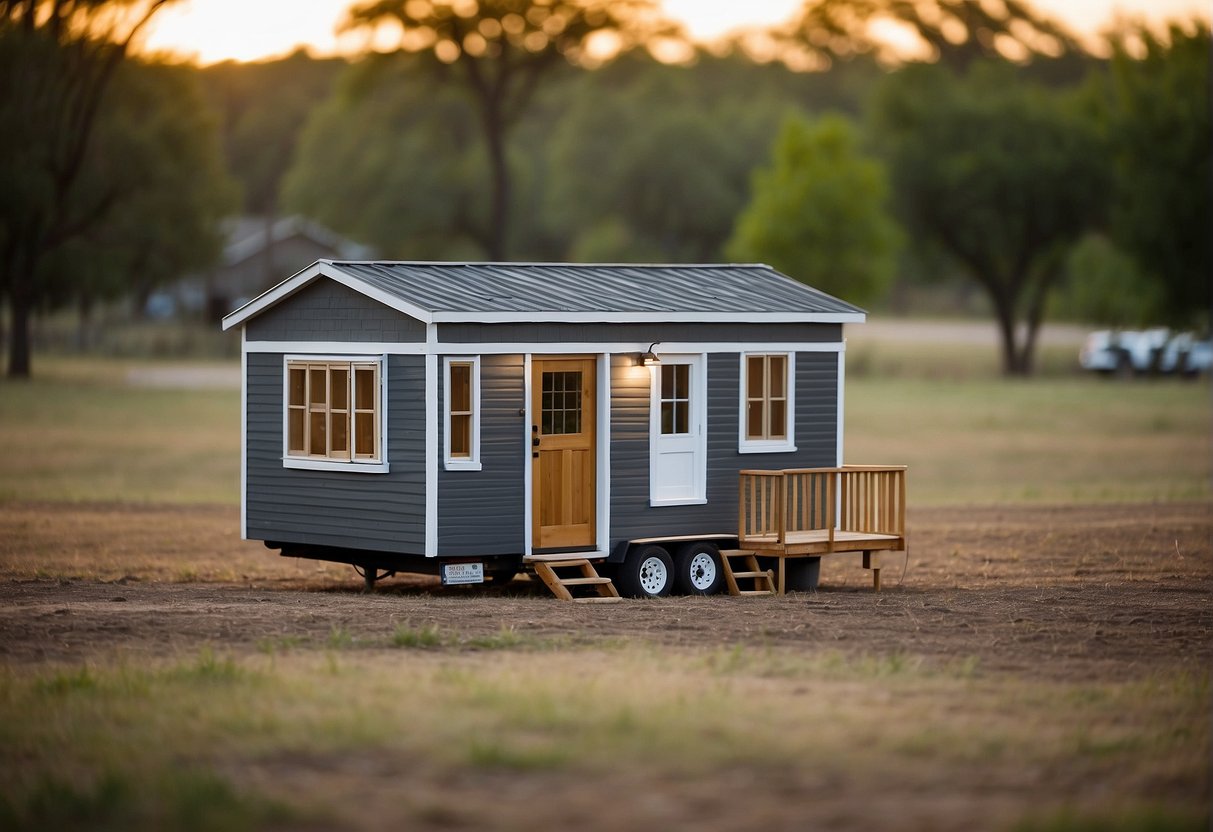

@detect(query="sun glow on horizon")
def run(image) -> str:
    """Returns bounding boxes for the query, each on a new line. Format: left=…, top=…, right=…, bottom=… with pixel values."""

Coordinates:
left=139, top=0, right=1210, bottom=66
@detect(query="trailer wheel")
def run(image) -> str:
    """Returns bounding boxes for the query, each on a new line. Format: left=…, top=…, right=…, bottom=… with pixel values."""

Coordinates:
left=673, top=542, right=723, bottom=595
left=615, top=545, right=673, bottom=598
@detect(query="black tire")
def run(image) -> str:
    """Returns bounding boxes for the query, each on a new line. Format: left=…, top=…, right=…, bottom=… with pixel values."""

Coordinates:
left=615, top=545, right=674, bottom=598
left=673, top=542, right=723, bottom=596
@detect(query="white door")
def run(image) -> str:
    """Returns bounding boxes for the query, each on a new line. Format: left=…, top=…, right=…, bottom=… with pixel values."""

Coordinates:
left=649, top=354, right=707, bottom=506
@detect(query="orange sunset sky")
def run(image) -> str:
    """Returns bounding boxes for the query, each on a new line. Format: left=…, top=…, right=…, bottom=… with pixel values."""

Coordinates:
left=140, top=0, right=1210, bottom=65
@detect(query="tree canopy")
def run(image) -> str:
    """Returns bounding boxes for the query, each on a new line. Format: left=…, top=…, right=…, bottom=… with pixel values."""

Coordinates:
left=341, top=0, right=681, bottom=259
left=727, top=113, right=900, bottom=306
left=871, top=60, right=1109, bottom=375
left=0, top=0, right=177, bottom=377
left=1100, top=20, right=1211, bottom=328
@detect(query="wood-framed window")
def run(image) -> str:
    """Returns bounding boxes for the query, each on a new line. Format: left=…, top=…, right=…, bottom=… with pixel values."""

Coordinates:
left=285, top=358, right=384, bottom=470
left=739, top=352, right=796, bottom=454
left=443, top=356, right=481, bottom=471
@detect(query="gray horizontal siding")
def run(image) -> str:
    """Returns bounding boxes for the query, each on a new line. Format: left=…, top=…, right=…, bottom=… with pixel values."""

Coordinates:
left=437, top=354, right=526, bottom=556
left=247, top=278, right=426, bottom=342
left=245, top=352, right=426, bottom=554
left=608, top=351, right=838, bottom=553
left=438, top=322, right=841, bottom=345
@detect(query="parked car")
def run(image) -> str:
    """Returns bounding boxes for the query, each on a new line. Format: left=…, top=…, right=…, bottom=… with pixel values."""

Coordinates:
left=1080, top=329, right=1212, bottom=377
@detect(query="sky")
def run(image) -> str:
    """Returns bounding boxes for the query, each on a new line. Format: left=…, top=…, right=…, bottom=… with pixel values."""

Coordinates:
left=140, top=0, right=1210, bottom=65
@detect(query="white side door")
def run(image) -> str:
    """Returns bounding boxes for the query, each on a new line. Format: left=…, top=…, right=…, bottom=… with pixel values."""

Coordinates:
left=649, top=354, right=707, bottom=506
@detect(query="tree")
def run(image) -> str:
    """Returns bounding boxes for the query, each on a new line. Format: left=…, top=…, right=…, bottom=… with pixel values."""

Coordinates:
left=0, top=0, right=175, bottom=378
left=342, top=0, right=679, bottom=259
left=282, top=56, right=493, bottom=259
left=548, top=67, right=785, bottom=262
left=70, top=60, right=237, bottom=320
left=780, top=0, right=1082, bottom=70
left=1100, top=20, right=1211, bottom=328
left=726, top=113, right=900, bottom=307
left=871, top=61, right=1109, bottom=375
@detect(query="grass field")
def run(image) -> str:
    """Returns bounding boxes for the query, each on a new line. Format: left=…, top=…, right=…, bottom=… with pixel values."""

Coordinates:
left=0, top=351, right=1209, bottom=831
left=0, top=355, right=1207, bottom=506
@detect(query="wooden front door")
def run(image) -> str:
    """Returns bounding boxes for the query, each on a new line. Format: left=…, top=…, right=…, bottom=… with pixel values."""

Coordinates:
left=532, top=357, right=596, bottom=550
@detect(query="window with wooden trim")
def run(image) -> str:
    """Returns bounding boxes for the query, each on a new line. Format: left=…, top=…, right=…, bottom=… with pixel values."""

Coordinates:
left=444, top=357, right=481, bottom=470
left=286, top=360, right=381, bottom=463
left=739, top=353, right=796, bottom=453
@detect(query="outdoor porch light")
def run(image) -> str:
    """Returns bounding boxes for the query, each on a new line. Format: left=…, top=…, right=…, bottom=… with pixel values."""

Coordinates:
left=639, top=342, right=661, bottom=366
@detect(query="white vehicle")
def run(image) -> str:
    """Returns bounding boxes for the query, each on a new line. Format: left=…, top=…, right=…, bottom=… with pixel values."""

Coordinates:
left=1080, top=329, right=1212, bottom=376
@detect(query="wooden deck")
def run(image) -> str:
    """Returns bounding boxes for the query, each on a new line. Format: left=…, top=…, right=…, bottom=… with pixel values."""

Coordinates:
left=738, top=466, right=907, bottom=592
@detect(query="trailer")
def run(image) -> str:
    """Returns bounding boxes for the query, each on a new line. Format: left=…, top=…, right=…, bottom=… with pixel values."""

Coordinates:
left=222, top=260, right=903, bottom=598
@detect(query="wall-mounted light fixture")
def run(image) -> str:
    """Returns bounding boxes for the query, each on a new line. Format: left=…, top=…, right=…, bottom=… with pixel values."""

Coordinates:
left=638, top=342, right=660, bottom=367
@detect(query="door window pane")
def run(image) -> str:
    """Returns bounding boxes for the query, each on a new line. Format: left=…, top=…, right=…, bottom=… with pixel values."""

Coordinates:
left=541, top=371, right=582, bottom=435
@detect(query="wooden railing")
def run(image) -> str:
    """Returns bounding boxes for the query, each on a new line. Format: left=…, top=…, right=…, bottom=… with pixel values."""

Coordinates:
left=739, top=466, right=907, bottom=550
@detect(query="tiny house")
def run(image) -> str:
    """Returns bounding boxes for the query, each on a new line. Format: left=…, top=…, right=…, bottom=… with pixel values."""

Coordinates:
left=222, top=260, right=879, bottom=597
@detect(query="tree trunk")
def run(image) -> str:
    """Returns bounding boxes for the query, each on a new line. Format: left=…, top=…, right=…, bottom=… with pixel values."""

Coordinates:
left=991, top=292, right=1028, bottom=377
left=483, top=107, right=509, bottom=261
left=7, top=287, right=32, bottom=379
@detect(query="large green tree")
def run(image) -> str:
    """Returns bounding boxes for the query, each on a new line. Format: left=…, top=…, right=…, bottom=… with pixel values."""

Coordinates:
left=1100, top=20, right=1211, bottom=328
left=726, top=113, right=900, bottom=306
left=871, top=61, right=1109, bottom=375
left=0, top=0, right=175, bottom=378
left=342, top=0, right=678, bottom=259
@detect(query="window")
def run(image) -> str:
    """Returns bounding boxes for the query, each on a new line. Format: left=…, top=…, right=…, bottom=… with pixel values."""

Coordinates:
left=660, top=364, right=690, bottom=435
left=739, top=353, right=796, bottom=453
left=444, top=357, right=481, bottom=470
left=285, top=358, right=385, bottom=471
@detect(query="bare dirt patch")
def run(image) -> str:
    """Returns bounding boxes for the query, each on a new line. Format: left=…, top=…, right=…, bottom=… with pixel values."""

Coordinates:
left=2, top=501, right=1209, bottom=680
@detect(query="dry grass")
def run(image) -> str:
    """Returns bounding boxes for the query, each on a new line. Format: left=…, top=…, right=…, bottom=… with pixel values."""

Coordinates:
left=0, top=648, right=1206, bottom=831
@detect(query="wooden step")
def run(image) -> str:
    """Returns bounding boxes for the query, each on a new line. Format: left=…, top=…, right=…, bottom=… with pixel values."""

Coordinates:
left=528, top=557, right=620, bottom=602
left=560, top=576, right=614, bottom=586
left=720, top=549, right=775, bottom=597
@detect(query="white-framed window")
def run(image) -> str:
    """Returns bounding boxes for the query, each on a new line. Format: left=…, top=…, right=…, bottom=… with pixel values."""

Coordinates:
left=444, top=356, right=481, bottom=471
left=283, top=356, right=388, bottom=473
left=650, top=354, right=707, bottom=505
left=738, top=352, right=797, bottom=454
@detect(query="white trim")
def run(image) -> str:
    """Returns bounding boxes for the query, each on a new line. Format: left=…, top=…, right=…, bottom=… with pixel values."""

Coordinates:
left=246, top=339, right=845, bottom=356
left=248, top=340, right=426, bottom=355
left=522, top=353, right=533, bottom=557
left=836, top=342, right=846, bottom=467
left=597, top=353, right=610, bottom=555
left=240, top=329, right=248, bottom=540
left=738, top=351, right=798, bottom=454
left=435, top=341, right=846, bottom=356
left=648, top=353, right=708, bottom=507
left=221, top=259, right=867, bottom=331
left=429, top=310, right=865, bottom=324
left=443, top=356, right=482, bottom=471
left=281, top=355, right=388, bottom=470
left=283, top=457, right=389, bottom=474
left=223, top=261, right=436, bottom=330
left=425, top=347, right=439, bottom=557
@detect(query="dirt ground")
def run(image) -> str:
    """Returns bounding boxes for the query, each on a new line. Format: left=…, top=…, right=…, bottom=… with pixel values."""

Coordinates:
left=1, top=500, right=1210, bottom=831
left=2, top=501, right=1209, bottom=678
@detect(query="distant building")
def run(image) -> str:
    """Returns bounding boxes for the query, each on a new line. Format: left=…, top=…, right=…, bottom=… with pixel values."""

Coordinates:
left=147, top=216, right=375, bottom=320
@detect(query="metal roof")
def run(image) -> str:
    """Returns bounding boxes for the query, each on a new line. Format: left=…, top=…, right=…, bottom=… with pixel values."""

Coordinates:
left=222, top=260, right=866, bottom=330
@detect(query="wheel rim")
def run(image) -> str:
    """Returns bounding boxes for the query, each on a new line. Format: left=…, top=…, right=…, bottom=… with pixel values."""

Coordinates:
left=638, top=556, right=668, bottom=594
left=687, top=552, right=716, bottom=591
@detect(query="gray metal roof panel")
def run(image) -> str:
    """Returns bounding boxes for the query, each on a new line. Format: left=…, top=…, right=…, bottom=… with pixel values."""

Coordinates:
left=327, top=261, right=864, bottom=317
